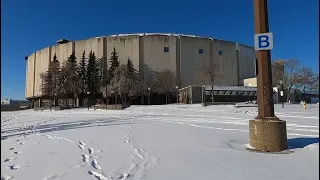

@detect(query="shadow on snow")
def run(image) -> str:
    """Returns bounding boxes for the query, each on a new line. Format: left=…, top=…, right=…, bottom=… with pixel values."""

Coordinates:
left=288, top=137, right=319, bottom=150
left=0, top=117, right=148, bottom=140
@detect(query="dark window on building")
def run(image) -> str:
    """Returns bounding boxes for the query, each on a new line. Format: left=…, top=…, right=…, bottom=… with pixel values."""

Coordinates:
left=219, top=50, right=223, bottom=56
left=164, top=47, right=169, bottom=52
left=199, top=49, right=204, bottom=54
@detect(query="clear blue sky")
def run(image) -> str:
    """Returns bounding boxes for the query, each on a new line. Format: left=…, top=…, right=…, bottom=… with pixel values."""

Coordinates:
left=1, top=0, right=319, bottom=100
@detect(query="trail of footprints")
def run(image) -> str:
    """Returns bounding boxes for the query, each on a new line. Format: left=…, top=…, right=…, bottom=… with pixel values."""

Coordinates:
left=2, top=120, right=158, bottom=180
left=2, top=139, right=25, bottom=180
left=77, top=141, right=109, bottom=180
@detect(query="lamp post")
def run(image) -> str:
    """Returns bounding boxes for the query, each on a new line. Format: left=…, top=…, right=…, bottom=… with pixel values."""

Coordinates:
left=87, top=91, right=90, bottom=110
left=54, top=93, right=57, bottom=107
left=280, top=80, right=284, bottom=108
left=147, top=87, right=151, bottom=105
left=111, top=90, right=114, bottom=104
left=176, top=86, right=179, bottom=105
left=249, top=0, right=287, bottom=152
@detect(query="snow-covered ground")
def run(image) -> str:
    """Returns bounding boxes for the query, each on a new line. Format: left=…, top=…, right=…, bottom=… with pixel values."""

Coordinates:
left=1, top=104, right=319, bottom=180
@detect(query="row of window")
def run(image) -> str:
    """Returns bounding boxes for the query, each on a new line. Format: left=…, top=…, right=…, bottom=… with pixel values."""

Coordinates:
left=163, top=47, right=222, bottom=55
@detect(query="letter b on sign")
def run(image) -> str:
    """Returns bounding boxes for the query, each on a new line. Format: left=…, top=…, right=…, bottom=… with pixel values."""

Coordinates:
left=254, top=32, right=273, bottom=51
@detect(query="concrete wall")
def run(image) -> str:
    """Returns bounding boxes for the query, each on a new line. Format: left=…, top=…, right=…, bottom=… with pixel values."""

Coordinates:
left=25, top=34, right=256, bottom=99
left=106, top=36, right=140, bottom=70
left=26, top=53, right=36, bottom=98
left=213, top=40, right=238, bottom=86
left=34, top=47, right=51, bottom=96
left=74, top=38, right=104, bottom=63
left=179, top=36, right=211, bottom=87
left=51, top=42, right=74, bottom=64
left=74, top=38, right=106, bottom=85
left=238, top=44, right=256, bottom=80
left=142, top=35, right=177, bottom=84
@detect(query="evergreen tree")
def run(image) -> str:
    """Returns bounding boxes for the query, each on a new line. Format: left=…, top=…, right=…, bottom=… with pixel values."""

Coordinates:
left=126, top=58, right=135, bottom=80
left=65, top=52, right=79, bottom=97
left=107, top=47, right=120, bottom=84
left=86, top=51, right=101, bottom=104
left=41, top=53, right=60, bottom=106
left=77, top=51, right=87, bottom=105
left=51, top=54, right=61, bottom=96
left=58, top=52, right=79, bottom=105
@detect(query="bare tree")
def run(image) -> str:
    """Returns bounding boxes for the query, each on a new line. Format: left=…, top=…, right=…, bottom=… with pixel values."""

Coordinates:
left=296, top=67, right=319, bottom=101
left=283, top=58, right=301, bottom=102
left=271, top=60, right=285, bottom=87
left=155, top=70, right=177, bottom=104
left=196, top=58, right=221, bottom=85
left=310, top=73, right=319, bottom=92
left=109, top=64, right=145, bottom=106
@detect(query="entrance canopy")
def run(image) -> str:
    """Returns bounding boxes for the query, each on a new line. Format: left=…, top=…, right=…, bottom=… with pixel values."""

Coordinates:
left=203, top=85, right=258, bottom=96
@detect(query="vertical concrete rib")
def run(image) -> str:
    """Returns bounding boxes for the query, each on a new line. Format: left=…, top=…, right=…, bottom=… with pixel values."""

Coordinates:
left=209, top=39, right=213, bottom=83
left=236, top=43, right=240, bottom=85
left=176, top=36, right=181, bottom=87
left=33, top=53, right=36, bottom=98
left=139, top=36, right=144, bottom=81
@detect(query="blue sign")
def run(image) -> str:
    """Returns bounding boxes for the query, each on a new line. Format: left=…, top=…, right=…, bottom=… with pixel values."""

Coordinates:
left=254, top=32, right=273, bottom=51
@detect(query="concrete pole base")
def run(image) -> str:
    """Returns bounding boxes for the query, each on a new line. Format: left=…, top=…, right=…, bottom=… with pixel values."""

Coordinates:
left=249, top=118, right=288, bottom=152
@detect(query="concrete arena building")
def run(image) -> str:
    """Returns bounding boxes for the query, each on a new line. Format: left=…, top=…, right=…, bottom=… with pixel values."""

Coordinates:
left=25, top=33, right=256, bottom=102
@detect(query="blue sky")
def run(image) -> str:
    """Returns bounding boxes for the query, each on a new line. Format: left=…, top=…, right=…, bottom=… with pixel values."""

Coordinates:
left=1, top=0, right=319, bottom=100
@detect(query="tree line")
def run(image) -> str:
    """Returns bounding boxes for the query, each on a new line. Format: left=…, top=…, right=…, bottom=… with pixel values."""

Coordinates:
left=40, top=48, right=178, bottom=107
left=271, top=58, right=319, bottom=102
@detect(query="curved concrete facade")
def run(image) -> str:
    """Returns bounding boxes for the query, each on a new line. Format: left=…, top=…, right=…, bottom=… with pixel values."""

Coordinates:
left=25, top=33, right=256, bottom=99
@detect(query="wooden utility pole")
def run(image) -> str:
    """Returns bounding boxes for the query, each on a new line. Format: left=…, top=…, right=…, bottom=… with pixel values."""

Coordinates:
left=254, top=0, right=275, bottom=118
left=249, top=0, right=288, bottom=152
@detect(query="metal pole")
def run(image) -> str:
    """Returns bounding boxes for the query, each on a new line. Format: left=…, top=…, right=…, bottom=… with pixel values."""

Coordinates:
left=176, top=86, right=179, bottom=105
left=176, top=91, right=179, bottom=105
left=203, top=86, right=207, bottom=107
left=254, top=0, right=275, bottom=119
left=281, top=83, right=284, bottom=108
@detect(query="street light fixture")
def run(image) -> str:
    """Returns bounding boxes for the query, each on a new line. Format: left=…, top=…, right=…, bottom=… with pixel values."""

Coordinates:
left=87, top=91, right=90, bottom=110
left=147, top=87, right=151, bottom=105
left=176, top=86, right=179, bottom=105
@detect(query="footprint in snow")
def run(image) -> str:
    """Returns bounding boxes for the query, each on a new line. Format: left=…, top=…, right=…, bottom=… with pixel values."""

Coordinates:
left=1, top=174, right=13, bottom=180
left=9, top=148, right=14, bottom=150
left=13, top=152, right=22, bottom=155
left=79, top=141, right=86, bottom=146
left=8, top=164, right=19, bottom=170
left=88, top=171, right=108, bottom=180
left=4, top=158, right=16, bottom=162
left=78, top=141, right=86, bottom=150
left=81, top=155, right=90, bottom=163
left=78, top=145, right=85, bottom=150
left=118, top=173, right=130, bottom=180
left=91, top=159, right=101, bottom=170
left=88, top=147, right=94, bottom=154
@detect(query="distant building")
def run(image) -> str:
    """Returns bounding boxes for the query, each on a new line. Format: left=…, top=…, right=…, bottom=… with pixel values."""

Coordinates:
left=1, top=99, right=31, bottom=105
left=25, top=33, right=257, bottom=106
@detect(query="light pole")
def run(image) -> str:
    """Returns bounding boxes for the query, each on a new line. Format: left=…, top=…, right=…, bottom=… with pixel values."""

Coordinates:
left=87, top=91, right=90, bottom=110
left=176, top=86, right=179, bottom=105
left=54, top=93, right=57, bottom=107
left=111, top=90, right=114, bottom=104
left=280, top=80, right=284, bottom=108
left=249, top=0, right=287, bottom=152
left=147, top=87, right=151, bottom=105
